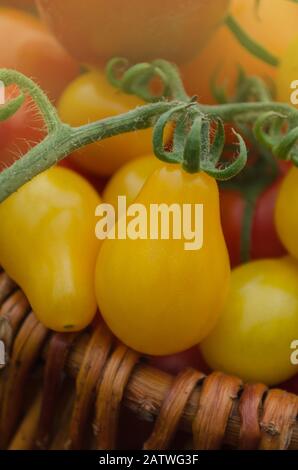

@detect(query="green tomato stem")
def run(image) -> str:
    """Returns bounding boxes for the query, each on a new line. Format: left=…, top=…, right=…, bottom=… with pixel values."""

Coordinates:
left=200, top=101, right=297, bottom=121
left=0, top=62, right=298, bottom=205
left=151, top=59, right=190, bottom=102
left=0, top=101, right=176, bottom=203
left=0, top=69, right=60, bottom=133
left=225, top=15, right=280, bottom=67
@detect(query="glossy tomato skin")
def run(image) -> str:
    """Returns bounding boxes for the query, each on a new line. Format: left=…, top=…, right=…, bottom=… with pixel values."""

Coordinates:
left=275, top=167, right=298, bottom=260
left=58, top=71, right=155, bottom=176
left=0, top=167, right=101, bottom=332
left=0, top=85, right=46, bottom=171
left=220, top=177, right=287, bottom=267
left=201, top=257, right=298, bottom=386
left=103, top=155, right=162, bottom=207
left=182, top=0, right=298, bottom=103
left=36, top=0, right=230, bottom=65
left=59, top=157, right=108, bottom=195
left=220, top=190, right=244, bottom=266
left=96, top=165, right=230, bottom=355
left=0, top=7, right=79, bottom=100
left=104, top=155, right=286, bottom=269
left=251, top=180, right=286, bottom=260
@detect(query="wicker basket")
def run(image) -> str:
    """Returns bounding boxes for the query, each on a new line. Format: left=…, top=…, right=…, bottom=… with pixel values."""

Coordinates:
left=0, top=268, right=297, bottom=451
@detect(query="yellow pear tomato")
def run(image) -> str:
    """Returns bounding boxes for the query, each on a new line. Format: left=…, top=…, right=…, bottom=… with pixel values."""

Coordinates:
left=0, top=167, right=101, bottom=332
left=95, top=165, right=230, bottom=355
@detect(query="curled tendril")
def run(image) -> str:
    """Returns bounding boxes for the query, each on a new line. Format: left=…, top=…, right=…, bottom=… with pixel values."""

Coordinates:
left=106, top=58, right=171, bottom=102
left=203, top=130, right=247, bottom=181
left=0, top=69, right=61, bottom=133
left=210, top=119, right=226, bottom=165
left=153, top=102, right=247, bottom=179
left=253, top=111, right=298, bottom=162
left=0, top=92, right=24, bottom=121
left=105, top=58, right=130, bottom=88
left=253, top=112, right=286, bottom=149
left=211, top=66, right=273, bottom=105
left=153, top=103, right=195, bottom=163
left=274, top=127, right=298, bottom=161
left=106, top=57, right=189, bottom=103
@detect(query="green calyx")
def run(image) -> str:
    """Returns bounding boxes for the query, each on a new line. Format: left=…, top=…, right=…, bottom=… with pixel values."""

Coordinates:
left=152, top=103, right=247, bottom=180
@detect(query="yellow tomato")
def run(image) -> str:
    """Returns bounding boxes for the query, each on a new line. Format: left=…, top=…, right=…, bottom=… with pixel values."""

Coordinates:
left=96, top=165, right=230, bottom=355
left=182, top=0, right=298, bottom=104
left=103, top=155, right=162, bottom=207
left=201, top=257, right=298, bottom=386
left=0, top=167, right=101, bottom=332
left=275, top=167, right=298, bottom=258
left=58, top=71, right=154, bottom=176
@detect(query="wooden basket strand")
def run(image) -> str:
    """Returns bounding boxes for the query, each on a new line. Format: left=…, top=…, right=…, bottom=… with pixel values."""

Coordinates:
left=0, top=269, right=297, bottom=450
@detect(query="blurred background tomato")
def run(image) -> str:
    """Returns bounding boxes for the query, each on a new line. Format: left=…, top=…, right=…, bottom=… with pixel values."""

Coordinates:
left=220, top=173, right=288, bottom=267
left=36, top=0, right=230, bottom=65
left=58, top=71, right=156, bottom=176
left=0, top=7, right=79, bottom=101
left=182, top=0, right=298, bottom=103
left=0, top=0, right=35, bottom=8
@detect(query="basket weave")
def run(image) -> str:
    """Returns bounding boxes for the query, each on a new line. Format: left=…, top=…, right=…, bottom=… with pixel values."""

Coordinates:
left=0, top=268, right=297, bottom=450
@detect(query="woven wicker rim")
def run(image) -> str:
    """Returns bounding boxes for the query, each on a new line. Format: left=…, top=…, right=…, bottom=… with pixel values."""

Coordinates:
left=0, top=269, right=297, bottom=450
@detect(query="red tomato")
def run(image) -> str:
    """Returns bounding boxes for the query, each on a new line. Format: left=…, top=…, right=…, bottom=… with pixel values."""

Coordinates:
left=0, top=85, right=46, bottom=171
left=280, top=375, right=298, bottom=395
left=148, top=348, right=210, bottom=376
left=220, top=173, right=287, bottom=267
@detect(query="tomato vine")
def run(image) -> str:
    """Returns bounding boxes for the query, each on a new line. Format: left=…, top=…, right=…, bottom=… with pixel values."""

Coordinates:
left=0, top=59, right=298, bottom=204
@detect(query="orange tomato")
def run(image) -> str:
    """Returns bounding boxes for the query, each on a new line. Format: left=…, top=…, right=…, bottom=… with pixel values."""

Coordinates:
left=0, top=7, right=79, bottom=101
left=36, top=0, right=230, bottom=65
left=182, top=0, right=298, bottom=104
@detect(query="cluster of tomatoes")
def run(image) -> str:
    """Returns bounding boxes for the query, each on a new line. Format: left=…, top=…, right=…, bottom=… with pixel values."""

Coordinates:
left=0, top=0, right=298, bottom=397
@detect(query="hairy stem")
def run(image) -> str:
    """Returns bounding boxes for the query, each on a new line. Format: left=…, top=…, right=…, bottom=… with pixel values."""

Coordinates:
left=0, top=69, right=60, bottom=132
left=0, top=101, right=175, bottom=203
left=1, top=60, right=298, bottom=204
